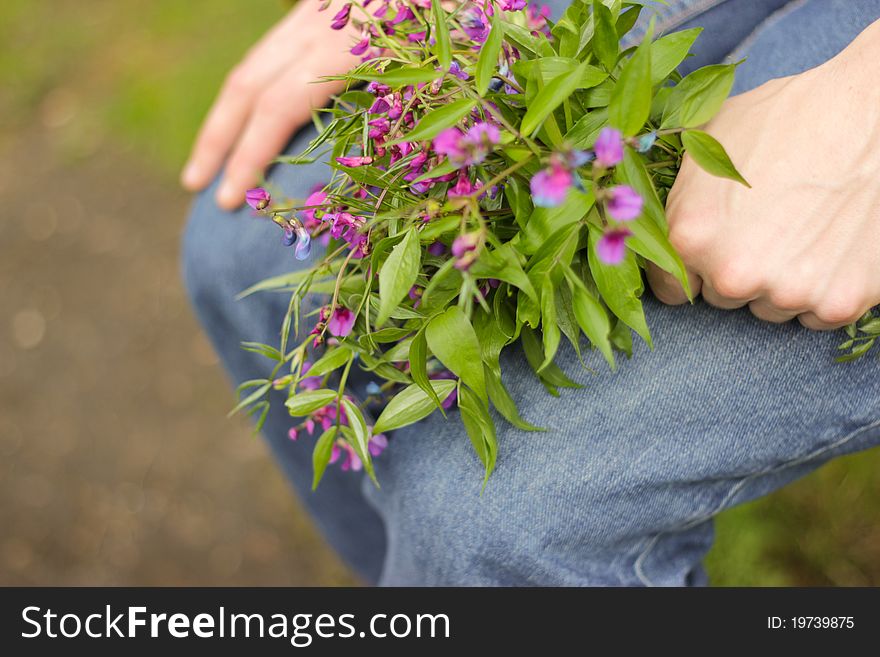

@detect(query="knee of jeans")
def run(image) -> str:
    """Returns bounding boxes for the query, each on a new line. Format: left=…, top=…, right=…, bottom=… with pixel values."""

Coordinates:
left=371, top=421, right=664, bottom=585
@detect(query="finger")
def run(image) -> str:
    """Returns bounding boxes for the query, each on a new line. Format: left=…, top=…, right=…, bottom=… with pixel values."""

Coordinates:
left=646, top=262, right=702, bottom=305
left=747, top=298, right=799, bottom=323
left=797, top=312, right=851, bottom=331
left=700, top=279, right=752, bottom=310
left=216, top=73, right=341, bottom=209
left=181, top=67, right=265, bottom=191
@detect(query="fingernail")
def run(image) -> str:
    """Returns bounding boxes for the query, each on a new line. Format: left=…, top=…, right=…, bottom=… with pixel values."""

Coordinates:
left=181, top=162, right=201, bottom=188
left=216, top=182, right=241, bottom=209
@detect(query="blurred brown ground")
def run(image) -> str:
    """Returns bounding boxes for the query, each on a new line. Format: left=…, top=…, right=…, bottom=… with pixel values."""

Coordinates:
left=0, top=125, right=356, bottom=585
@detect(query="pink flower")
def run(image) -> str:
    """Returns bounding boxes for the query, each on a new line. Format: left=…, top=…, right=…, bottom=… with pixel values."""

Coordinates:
left=327, top=307, right=356, bottom=337
left=448, top=171, right=480, bottom=197
left=596, top=228, right=633, bottom=265
left=432, top=122, right=499, bottom=168
left=288, top=428, right=298, bottom=441
left=606, top=185, right=643, bottom=221
left=300, top=187, right=327, bottom=227
left=336, top=155, right=373, bottom=167
left=500, top=0, right=527, bottom=9
left=299, top=361, right=322, bottom=390
left=452, top=233, right=480, bottom=271
left=530, top=164, right=573, bottom=207
left=594, top=127, right=624, bottom=168
left=245, top=187, right=270, bottom=211
left=330, top=3, right=352, bottom=30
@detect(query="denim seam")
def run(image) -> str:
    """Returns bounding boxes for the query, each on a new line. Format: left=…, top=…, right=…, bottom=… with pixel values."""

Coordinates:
left=726, top=0, right=807, bottom=63
left=633, top=416, right=880, bottom=586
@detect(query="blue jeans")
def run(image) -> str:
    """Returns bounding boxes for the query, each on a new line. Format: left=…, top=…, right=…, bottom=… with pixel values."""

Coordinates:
left=182, top=0, right=880, bottom=585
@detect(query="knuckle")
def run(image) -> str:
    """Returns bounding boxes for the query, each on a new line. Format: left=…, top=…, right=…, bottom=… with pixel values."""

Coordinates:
left=709, top=257, right=762, bottom=300
left=813, top=296, right=866, bottom=326
left=224, top=65, right=253, bottom=94
left=668, top=221, right=710, bottom=260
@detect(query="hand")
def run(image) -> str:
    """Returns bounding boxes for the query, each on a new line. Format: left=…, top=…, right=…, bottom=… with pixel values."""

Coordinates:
left=181, top=1, right=361, bottom=209
left=647, top=20, right=880, bottom=330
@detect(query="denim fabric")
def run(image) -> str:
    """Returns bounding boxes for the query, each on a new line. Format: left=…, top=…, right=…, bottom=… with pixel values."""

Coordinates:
left=182, top=0, right=880, bottom=585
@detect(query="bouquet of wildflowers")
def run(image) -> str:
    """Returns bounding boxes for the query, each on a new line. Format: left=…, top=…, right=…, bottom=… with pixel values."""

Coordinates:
left=234, top=0, right=878, bottom=489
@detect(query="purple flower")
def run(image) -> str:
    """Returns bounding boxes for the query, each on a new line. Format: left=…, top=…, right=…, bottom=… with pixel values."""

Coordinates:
left=448, top=61, right=469, bottom=80
left=281, top=226, right=296, bottom=246
left=427, top=241, right=447, bottom=256
left=430, top=371, right=458, bottom=409
left=336, top=155, right=373, bottom=167
left=299, top=361, right=322, bottom=391
left=293, top=223, right=311, bottom=260
left=530, top=165, right=573, bottom=207
left=596, top=228, right=633, bottom=265
left=350, top=37, right=370, bottom=56
left=367, top=117, right=389, bottom=138
left=499, top=0, right=527, bottom=9
left=245, top=187, right=270, bottom=211
left=368, top=431, right=388, bottom=457
left=327, top=307, right=356, bottom=337
left=606, top=185, right=643, bottom=221
left=594, top=127, right=624, bottom=168
left=330, top=3, right=352, bottom=30
left=369, top=95, right=392, bottom=114
left=460, top=7, right=490, bottom=43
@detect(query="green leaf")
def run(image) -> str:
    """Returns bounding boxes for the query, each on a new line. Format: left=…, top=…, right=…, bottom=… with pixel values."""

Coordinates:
left=661, top=63, right=735, bottom=128
left=409, top=328, right=445, bottom=414
left=228, top=382, right=270, bottom=417
left=592, top=1, right=619, bottom=71
left=539, top=277, right=561, bottom=372
left=340, top=398, right=377, bottom=485
left=311, top=426, right=338, bottom=491
left=305, top=347, right=352, bottom=378
left=609, top=318, right=633, bottom=357
left=607, top=20, right=653, bottom=136
left=425, top=307, right=487, bottom=402
left=350, top=66, right=441, bottom=87
left=476, top=12, right=504, bottom=96
left=649, top=28, right=702, bottom=84
left=432, top=1, right=452, bottom=70
left=285, top=389, right=339, bottom=416
left=565, top=107, right=608, bottom=148
left=521, top=62, right=588, bottom=136
left=616, top=150, right=690, bottom=295
left=372, top=379, right=457, bottom=434
left=520, top=325, right=583, bottom=393
left=485, top=366, right=544, bottom=431
left=458, top=384, right=498, bottom=488
left=564, top=267, right=615, bottom=368
left=469, top=243, right=537, bottom=300
left=522, top=188, right=594, bottom=254
left=515, top=58, right=607, bottom=88
left=554, top=280, right=583, bottom=361
left=681, top=129, right=750, bottom=186
left=587, top=225, right=651, bottom=347
left=393, top=98, right=477, bottom=144
left=376, top=229, right=420, bottom=326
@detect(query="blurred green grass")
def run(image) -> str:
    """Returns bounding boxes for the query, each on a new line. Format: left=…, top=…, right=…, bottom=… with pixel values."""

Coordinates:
left=2, top=0, right=878, bottom=586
